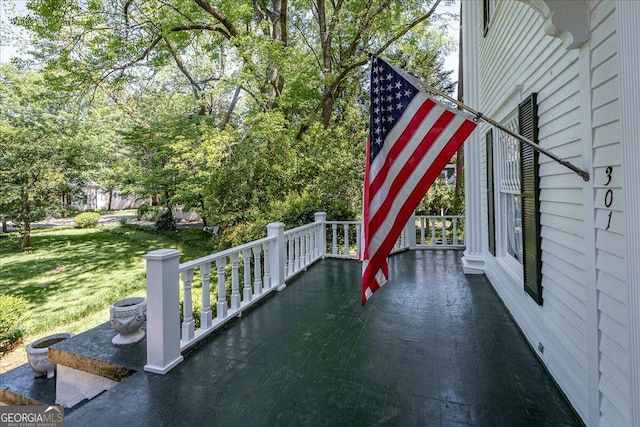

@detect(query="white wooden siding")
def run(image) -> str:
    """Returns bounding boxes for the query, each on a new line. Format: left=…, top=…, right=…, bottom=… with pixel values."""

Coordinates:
left=476, top=1, right=632, bottom=423
left=589, top=0, right=629, bottom=424
left=478, top=0, right=588, bottom=419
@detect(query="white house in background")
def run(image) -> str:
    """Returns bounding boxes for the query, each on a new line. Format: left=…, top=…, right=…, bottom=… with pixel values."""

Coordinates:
left=461, top=1, right=640, bottom=425
left=69, top=180, right=149, bottom=211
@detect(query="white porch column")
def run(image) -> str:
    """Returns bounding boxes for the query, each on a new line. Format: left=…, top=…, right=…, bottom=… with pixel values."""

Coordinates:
left=144, top=249, right=183, bottom=374
left=314, top=212, right=327, bottom=258
left=618, top=1, right=640, bottom=424
left=461, top=0, right=485, bottom=274
left=267, top=222, right=286, bottom=291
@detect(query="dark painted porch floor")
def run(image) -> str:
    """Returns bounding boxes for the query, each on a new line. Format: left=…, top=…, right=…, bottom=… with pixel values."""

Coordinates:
left=66, top=250, right=582, bottom=426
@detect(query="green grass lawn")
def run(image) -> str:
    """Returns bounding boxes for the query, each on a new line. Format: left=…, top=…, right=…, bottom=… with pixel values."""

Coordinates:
left=0, top=224, right=219, bottom=341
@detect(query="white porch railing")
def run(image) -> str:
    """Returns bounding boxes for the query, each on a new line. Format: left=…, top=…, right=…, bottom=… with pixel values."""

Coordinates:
left=143, top=211, right=464, bottom=374
left=415, top=215, right=465, bottom=249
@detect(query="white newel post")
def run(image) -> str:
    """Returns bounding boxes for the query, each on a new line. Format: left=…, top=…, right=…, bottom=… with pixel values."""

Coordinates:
left=404, top=212, right=417, bottom=249
left=315, top=212, right=327, bottom=258
left=144, top=249, right=184, bottom=374
left=267, top=222, right=286, bottom=291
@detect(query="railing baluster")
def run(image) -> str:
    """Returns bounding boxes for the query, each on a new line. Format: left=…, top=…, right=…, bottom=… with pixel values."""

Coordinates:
left=420, top=217, right=426, bottom=245
left=430, top=218, right=436, bottom=246
left=263, top=242, right=271, bottom=289
left=294, top=233, right=301, bottom=271
left=301, top=233, right=308, bottom=266
left=332, top=223, right=338, bottom=255
left=253, top=245, right=262, bottom=295
left=287, top=237, right=294, bottom=276
left=242, top=249, right=252, bottom=303
left=216, top=258, right=227, bottom=319
left=310, top=228, right=317, bottom=260
left=356, top=223, right=361, bottom=259
left=230, top=253, right=240, bottom=310
left=181, top=269, right=195, bottom=342
left=200, top=263, right=212, bottom=329
left=453, top=217, right=458, bottom=246
left=343, top=224, right=349, bottom=256
left=441, top=217, right=447, bottom=246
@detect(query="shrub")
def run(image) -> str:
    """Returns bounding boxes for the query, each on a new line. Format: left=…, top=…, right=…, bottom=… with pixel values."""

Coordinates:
left=47, top=205, right=79, bottom=219
left=73, top=212, right=101, bottom=228
left=154, top=210, right=177, bottom=232
left=137, top=203, right=160, bottom=221
left=0, top=295, right=28, bottom=354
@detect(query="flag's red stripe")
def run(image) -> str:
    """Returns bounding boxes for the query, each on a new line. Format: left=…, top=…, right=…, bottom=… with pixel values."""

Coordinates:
left=367, top=110, right=456, bottom=239
left=361, top=260, right=388, bottom=305
left=362, top=119, right=477, bottom=299
left=367, top=99, right=437, bottom=199
left=362, top=137, right=372, bottom=259
left=366, top=119, right=476, bottom=266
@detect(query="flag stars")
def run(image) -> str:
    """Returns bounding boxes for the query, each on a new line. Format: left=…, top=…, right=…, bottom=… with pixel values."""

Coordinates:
left=369, top=59, right=419, bottom=156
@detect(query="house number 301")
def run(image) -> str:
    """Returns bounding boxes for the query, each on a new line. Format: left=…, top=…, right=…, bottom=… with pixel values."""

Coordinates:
left=604, top=166, right=613, bottom=230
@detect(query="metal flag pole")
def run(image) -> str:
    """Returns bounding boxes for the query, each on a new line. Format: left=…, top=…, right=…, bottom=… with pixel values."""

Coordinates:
left=417, top=83, right=590, bottom=182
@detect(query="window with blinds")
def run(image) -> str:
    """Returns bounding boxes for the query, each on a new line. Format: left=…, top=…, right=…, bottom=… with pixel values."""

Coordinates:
left=485, top=94, right=542, bottom=305
left=494, top=116, right=523, bottom=262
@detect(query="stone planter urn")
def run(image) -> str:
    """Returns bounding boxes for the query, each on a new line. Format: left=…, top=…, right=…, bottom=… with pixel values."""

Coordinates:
left=25, top=333, right=73, bottom=379
left=110, top=297, right=146, bottom=346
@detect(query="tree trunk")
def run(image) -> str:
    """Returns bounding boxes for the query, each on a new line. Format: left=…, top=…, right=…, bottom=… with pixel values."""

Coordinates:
left=21, top=221, right=31, bottom=249
left=198, top=196, right=209, bottom=228
left=108, top=190, right=113, bottom=211
left=1, top=219, right=6, bottom=233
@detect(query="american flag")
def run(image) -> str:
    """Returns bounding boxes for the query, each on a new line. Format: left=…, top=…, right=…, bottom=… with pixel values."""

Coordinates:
left=361, top=57, right=477, bottom=304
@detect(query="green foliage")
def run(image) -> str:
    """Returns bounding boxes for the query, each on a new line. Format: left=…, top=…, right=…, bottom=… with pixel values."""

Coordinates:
left=136, top=203, right=160, bottom=221
left=417, top=177, right=464, bottom=216
left=0, top=64, right=99, bottom=247
left=12, top=0, right=458, bottom=245
left=46, top=204, right=80, bottom=219
left=73, top=212, right=100, bottom=228
left=154, top=210, right=177, bottom=232
left=0, top=294, right=28, bottom=353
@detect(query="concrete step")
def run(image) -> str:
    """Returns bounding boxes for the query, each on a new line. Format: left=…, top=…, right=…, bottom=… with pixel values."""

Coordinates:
left=0, top=363, right=57, bottom=406
left=0, top=322, right=145, bottom=408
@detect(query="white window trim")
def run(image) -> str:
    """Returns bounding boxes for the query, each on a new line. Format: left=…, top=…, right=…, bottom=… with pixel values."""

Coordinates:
left=491, top=114, right=524, bottom=281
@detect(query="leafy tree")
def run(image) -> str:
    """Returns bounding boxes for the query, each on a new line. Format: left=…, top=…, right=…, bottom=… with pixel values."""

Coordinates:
left=15, top=0, right=458, bottom=244
left=0, top=64, right=94, bottom=247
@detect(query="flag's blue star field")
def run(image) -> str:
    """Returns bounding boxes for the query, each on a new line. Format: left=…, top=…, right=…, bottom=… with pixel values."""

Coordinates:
left=369, top=57, right=418, bottom=163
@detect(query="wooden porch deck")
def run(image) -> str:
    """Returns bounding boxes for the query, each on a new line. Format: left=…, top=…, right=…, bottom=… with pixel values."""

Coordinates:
left=9, top=250, right=583, bottom=426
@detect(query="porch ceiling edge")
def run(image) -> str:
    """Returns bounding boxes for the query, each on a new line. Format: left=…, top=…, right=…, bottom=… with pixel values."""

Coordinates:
left=518, top=0, right=590, bottom=50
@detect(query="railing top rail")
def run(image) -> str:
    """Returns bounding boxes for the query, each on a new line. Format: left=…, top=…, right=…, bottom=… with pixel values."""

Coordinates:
left=415, top=215, right=465, bottom=219
left=283, top=221, right=321, bottom=236
left=325, top=220, right=361, bottom=225
left=179, top=235, right=275, bottom=272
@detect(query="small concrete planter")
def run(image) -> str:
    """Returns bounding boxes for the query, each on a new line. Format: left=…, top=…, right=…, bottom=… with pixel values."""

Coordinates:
left=110, top=297, right=146, bottom=346
left=25, top=333, right=73, bottom=379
